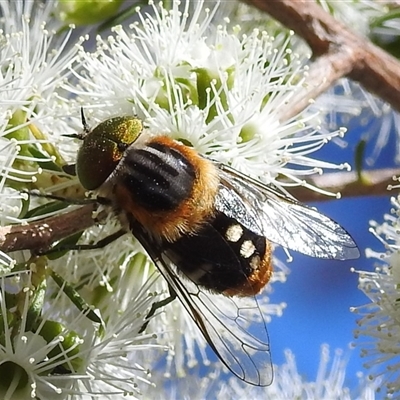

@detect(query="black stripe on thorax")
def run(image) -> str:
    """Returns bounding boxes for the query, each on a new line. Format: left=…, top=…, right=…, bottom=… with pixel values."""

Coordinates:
left=119, top=142, right=196, bottom=211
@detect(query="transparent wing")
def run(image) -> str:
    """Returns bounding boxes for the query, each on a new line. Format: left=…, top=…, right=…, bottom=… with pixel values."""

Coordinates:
left=129, top=219, right=273, bottom=387
left=216, top=164, right=360, bottom=260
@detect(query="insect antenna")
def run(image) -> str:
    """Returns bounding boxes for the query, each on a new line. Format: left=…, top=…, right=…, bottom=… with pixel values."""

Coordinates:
left=80, top=107, right=90, bottom=133
left=61, top=107, right=90, bottom=140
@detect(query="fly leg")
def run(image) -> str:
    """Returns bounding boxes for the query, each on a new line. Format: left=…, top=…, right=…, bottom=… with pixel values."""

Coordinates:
left=42, top=229, right=127, bottom=255
left=139, top=286, right=177, bottom=333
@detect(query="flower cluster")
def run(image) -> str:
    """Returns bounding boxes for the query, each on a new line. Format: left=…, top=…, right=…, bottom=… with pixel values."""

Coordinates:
left=146, top=345, right=379, bottom=399
left=353, top=193, right=400, bottom=397
left=0, top=0, right=83, bottom=225
left=65, top=1, right=349, bottom=192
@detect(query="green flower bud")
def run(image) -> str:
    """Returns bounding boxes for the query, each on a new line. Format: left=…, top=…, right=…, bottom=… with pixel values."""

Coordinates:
left=56, top=0, right=124, bottom=26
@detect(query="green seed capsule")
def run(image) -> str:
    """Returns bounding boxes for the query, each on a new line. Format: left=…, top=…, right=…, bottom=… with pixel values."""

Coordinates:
left=76, top=116, right=143, bottom=190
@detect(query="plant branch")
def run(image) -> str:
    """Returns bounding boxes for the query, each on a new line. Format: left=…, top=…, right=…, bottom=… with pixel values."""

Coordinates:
left=243, top=0, right=400, bottom=121
left=1, top=168, right=398, bottom=254
left=0, top=204, right=103, bottom=254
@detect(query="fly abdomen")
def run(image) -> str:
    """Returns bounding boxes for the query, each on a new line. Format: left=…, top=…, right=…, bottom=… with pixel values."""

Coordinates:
left=120, top=140, right=196, bottom=211
left=163, top=212, right=273, bottom=296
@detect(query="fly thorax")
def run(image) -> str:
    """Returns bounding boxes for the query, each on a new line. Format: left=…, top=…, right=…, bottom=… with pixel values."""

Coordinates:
left=118, top=141, right=196, bottom=212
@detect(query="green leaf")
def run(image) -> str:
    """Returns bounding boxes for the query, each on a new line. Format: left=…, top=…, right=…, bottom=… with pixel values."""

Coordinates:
left=17, top=194, right=31, bottom=219
left=26, top=278, right=46, bottom=332
left=50, top=270, right=102, bottom=324
left=371, top=36, right=400, bottom=59
left=370, top=8, right=400, bottom=59
left=39, top=320, right=83, bottom=373
left=24, top=200, right=70, bottom=219
left=56, top=0, right=125, bottom=26
left=97, top=1, right=142, bottom=31
left=354, top=139, right=366, bottom=182
left=27, top=145, right=63, bottom=173
left=370, top=9, right=400, bottom=29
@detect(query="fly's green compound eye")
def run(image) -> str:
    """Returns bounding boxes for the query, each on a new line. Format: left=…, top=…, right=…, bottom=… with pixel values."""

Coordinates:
left=76, top=116, right=143, bottom=190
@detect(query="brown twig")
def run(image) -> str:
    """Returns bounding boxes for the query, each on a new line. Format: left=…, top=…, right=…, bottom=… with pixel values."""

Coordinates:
left=243, top=0, right=400, bottom=121
left=0, top=204, right=103, bottom=254
left=1, top=168, right=398, bottom=254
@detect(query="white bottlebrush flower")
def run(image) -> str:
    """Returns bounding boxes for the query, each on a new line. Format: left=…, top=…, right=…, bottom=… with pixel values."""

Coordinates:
left=196, top=0, right=400, bottom=169
left=315, top=77, right=400, bottom=166
left=147, top=345, right=379, bottom=399
left=0, top=270, right=90, bottom=399
left=66, top=0, right=349, bottom=194
left=0, top=263, right=163, bottom=400
left=0, top=0, right=82, bottom=224
left=199, top=0, right=300, bottom=46
left=217, top=345, right=379, bottom=400
left=350, top=97, right=400, bottom=166
left=261, top=346, right=379, bottom=400
left=64, top=262, right=164, bottom=399
left=352, top=194, right=400, bottom=397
